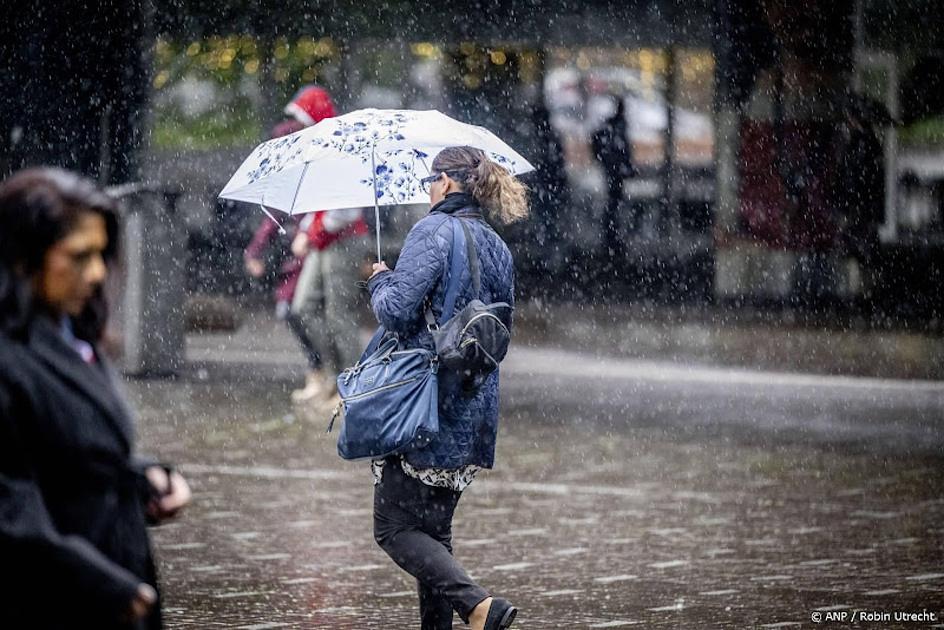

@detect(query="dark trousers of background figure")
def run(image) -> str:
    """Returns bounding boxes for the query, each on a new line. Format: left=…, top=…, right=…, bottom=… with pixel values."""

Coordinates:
left=290, top=235, right=369, bottom=377
left=374, top=460, right=490, bottom=630
left=284, top=312, right=321, bottom=370
left=602, top=176, right=624, bottom=256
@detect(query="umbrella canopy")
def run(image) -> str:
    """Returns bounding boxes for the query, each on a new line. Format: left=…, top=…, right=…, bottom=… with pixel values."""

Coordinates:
left=220, top=108, right=534, bottom=213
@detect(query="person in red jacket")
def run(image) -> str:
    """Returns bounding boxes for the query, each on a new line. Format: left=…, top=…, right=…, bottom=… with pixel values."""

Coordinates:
left=289, top=204, right=370, bottom=405
left=242, top=86, right=350, bottom=402
left=243, top=216, right=303, bottom=317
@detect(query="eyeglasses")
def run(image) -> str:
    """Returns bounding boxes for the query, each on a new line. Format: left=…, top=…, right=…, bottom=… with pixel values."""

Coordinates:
left=419, top=173, right=442, bottom=194
left=419, top=170, right=465, bottom=194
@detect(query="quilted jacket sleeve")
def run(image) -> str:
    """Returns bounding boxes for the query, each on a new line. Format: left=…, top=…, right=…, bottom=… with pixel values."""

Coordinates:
left=368, top=216, right=449, bottom=334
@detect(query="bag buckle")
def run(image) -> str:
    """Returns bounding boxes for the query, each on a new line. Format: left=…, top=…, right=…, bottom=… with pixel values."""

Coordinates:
left=342, top=367, right=357, bottom=385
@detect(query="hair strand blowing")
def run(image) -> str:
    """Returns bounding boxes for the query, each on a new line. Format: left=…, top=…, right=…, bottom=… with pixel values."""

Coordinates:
left=433, top=146, right=529, bottom=224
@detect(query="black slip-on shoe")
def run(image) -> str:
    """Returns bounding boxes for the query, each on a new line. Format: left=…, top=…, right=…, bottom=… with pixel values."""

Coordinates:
left=484, top=597, right=518, bottom=629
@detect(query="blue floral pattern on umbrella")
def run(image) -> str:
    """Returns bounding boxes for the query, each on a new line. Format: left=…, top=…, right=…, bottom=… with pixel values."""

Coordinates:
left=231, top=110, right=527, bottom=204
left=360, top=149, right=431, bottom=204
left=245, top=134, right=305, bottom=184
left=221, top=107, right=534, bottom=217
left=486, top=151, right=518, bottom=171
left=220, top=107, right=535, bottom=262
left=314, top=111, right=415, bottom=164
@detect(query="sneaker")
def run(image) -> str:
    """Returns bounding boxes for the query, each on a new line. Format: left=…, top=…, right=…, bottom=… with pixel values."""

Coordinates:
left=291, top=371, right=328, bottom=403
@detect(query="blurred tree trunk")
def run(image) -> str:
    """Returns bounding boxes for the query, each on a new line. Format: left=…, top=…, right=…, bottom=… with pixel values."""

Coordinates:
left=0, top=0, right=152, bottom=183
left=335, top=37, right=364, bottom=112
left=256, top=37, right=282, bottom=133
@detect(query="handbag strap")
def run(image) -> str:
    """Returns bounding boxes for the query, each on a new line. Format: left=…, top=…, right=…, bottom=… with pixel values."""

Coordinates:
left=440, top=218, right=469, bottom=321
left=364, top=326, right=387, bottom=355
left=424, top=216, right=482, bottom=330
left=458, top=219, right=482, bottom=296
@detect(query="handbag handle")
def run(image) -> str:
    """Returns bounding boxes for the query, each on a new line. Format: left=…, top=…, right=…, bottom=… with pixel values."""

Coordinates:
left=345, top=337, right=398, bottom=383
left=366, top=338, right=398, bottom=364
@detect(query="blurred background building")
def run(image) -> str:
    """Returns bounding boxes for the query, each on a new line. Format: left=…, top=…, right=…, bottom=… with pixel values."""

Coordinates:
left=1, top=0, right=942, bottom=322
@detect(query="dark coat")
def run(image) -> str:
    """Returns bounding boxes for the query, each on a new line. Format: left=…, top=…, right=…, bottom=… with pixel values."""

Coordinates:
left=0, top=315, right=161, bottom=630
left=367, top=193, right=515, bottom=470
left=591, top=106, right=635, bottom=182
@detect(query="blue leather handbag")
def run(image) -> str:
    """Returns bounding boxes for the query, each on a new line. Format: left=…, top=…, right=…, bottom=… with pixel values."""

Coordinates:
left=330, top=336, right=439, bottom=461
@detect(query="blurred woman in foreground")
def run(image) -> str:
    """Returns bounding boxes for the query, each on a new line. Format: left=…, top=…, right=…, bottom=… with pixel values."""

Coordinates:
left=0, top=168, right=190, bottom=629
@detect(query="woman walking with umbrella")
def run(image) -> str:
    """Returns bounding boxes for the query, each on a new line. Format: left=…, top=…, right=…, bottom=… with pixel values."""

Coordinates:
left=367, top=146, right=526, bottom=629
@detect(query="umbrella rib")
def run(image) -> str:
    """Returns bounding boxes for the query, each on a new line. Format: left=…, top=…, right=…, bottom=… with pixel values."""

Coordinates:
left=289, top=162, right=310, bottom=215
left=258, top=203, right=287, bottom=235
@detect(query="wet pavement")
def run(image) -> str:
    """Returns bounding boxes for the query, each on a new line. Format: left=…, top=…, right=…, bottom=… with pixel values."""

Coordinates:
left=129, top=313, right=944, bottom=628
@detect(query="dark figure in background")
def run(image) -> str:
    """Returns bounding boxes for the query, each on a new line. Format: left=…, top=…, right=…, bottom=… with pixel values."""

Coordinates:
left=530, top=102, right=570, bottom=251
left=832, top=95, right=887, bottom=269
left=0, top=168, right=191, bottom=629
left=591, top=95, right=636, bottom=256
left=0, top=2, right=149, bottom=183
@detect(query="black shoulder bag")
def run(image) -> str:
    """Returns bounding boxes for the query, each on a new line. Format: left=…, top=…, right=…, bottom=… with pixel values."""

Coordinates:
left=424, top=216, right=513, bottom=391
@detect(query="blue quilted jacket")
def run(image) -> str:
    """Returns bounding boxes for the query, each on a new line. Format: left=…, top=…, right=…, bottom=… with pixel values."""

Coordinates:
left=367, top=192, right=515, bottom=470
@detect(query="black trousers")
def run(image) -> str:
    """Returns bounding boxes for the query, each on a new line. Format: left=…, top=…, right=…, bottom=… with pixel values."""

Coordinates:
left=602, top=176, right=624, bottom=255
left=373, top=461, right=489, bottom=629
left=284, top=311, right=321, bottom=370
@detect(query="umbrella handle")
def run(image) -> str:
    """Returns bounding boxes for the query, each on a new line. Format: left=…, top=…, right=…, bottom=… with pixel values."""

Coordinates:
left=370, top=147, right=382, bottom=262
left=374, top=203, right=382, bottom=262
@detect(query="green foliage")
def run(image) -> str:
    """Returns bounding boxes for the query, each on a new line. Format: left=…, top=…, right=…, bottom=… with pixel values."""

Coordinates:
left=152, top=108, right=261, bottom=151
left=899, top=116, right=944, bottom=148
left=151, top=34, right=338, bottom=149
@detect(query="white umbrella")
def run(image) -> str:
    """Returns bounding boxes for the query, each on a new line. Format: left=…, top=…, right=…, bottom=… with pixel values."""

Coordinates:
left=219, top=108, right=534, bottom=259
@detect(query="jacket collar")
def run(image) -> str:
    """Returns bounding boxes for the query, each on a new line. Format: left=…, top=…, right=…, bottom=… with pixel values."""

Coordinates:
left=430, top=192, right=480, bottom=217
left=27, top=315, right=133, bottom=448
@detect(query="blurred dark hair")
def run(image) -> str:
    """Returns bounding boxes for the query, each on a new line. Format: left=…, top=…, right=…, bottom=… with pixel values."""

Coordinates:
left=0, top=168, right=120, bottom=341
